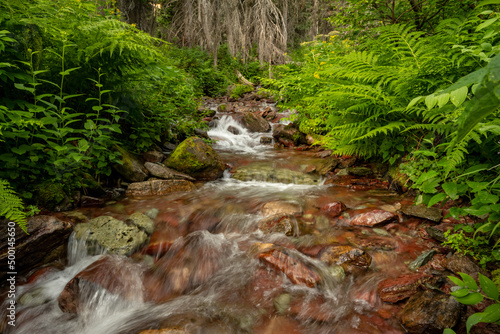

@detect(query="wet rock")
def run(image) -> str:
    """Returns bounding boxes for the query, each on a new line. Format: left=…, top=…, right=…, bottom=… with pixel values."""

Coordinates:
left=320, top=201, right=346, bottom=218
left=257, top=214, right=295, bottom=236
left=144, top=162, right=195, bottom=181
left=443, top=253, right=490, bottom=281
left=316, top=156, right=340, bottom=176
left=126, top=179, right=196, bottom=198
left=261, top=200, right=302, bottom=216
left=166, top=137, right=226, bottom=181
left=187, top=207, right=221, bottom=233
left=398, top=290, right=463, bottom=334
left=0, top=215, right=72, bottom=281
left=140, top=329, right=189, bottom=334
left=113, top=145, right=148, bottom=182
left=378, top=273, right=437, bottom=303
left=142, top=150, right=164, bottom=163
left=408, top=250, right=437, bottom=271
left=144, top=225, right=187, bottom=260
left=245, top=267, right=285, bottom=311
left=314, top=150, right=333, bottom=158
left=232, top=165, right=319, bottom=185
left=58, top=255, right=143, bottom=313
left=227, top=125, right=240, bottom=135
left=339, top=156, right=357, bottom=168
left=260, top=136, right=273, bottom=145
left=240, top=112, right=271, bottom=133
left=319, top=245, right=372, bottom=275
left=74, top=216, right=148, bottom=255
left=144, top=232, right=232, bottom=303
left=425, top=226, right=446, bottom=242
left=272, top=124, right=307, bottom=147
left=254, top=316, right=303, bottom=334
left=345, top=166, right=373, bottom=176
left=194, top=128, right=209, bottom=139
left=274, top=293, right=291, bottom=314
left=347, top=235, right=399, bottom=250
left=256, top=247, right=321, bottom=287
left=127, top=212, right=155, bottom=234
left=163, top=142, right=177, bottom=151
left=401, top=205, right=442, bottom=223
left=349, top=210, right=398, bottom=227
left=80, top=195, right=105, bottom=207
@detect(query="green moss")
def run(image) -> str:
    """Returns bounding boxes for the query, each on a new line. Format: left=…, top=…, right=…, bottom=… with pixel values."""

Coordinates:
left=230, top=84, right=253, bottom=99
left=33, top=182, right=67, bottom=211
left=493, top=268, right=500, bottom=290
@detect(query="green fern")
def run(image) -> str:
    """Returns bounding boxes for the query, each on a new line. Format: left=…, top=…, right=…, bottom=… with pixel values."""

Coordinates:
left=0, top=179, right=29, bottom=233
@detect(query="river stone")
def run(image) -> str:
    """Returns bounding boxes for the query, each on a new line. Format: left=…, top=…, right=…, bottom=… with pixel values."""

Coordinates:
left=320, top=201, right=346, bottom=218
left=409, top=250, right=437, bottom=271
left=232, top=164, right=319, bottom=185
left=0, top=215, right=72, bottom=281
left=443, top=253, right=490, bottom=281
left=319, top=245, right=372, bottom=275
left=126, top=179, right=196, bottom=198
left=142, top=150, right=164, bottom=163
left=272, top=123, right=307, bottom=147
left=166, top=137, right=225, bottom=181
left=398, top=290, right=463, bottom=333
left=316, top=156, right=340, bottom=176
left=113, top=145, right=148, bottom=182
left=58, top=255, right=143, bottom=313
left=377, top=273, right=436, bottom=303
left=257, top=248, right=321, bottom=287
left=127, top=212, right=155, bottom=234
left=261, top=201, right=303, bottom=216
left=144, top=162, right=195, bottom=181
left=349, top=210, right=398, bottom=227
left=401, top=205, right=442, bottom=222
left=257, top=214, right=295, bottom=236
left=74, top=216, right=147, bottom=255
left=346, top=167, right=373, bottom=176
left=241, top=112, right=271, bottom=132
left=260, top=136, right=273, bottom=145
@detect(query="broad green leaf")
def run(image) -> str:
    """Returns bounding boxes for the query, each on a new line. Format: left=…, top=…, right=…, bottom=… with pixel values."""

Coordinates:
left=460, top=273, right=478, bottom=290
left=476, top=17, right=499, bottom=31
left=466, top=312, right=485, bottom=333
left=481, top=304, right=500, bottom=322
left=425, top=94, right=437, bottom=110
left=456, top=292, right=484, bottom=305
left=442, top=183, right=459, bottom=200
left=478, top=0, right=500, bottom=7
left=453, top=53, right=500, bottom=146
left=448, top=276, right=466, bottom=288
left=479, top=273, right=499, bottom=300
left=428, top=193, right=447, bottom=207
left=450, top=86, right=468, bottom=107
left=437, top=93, right=450, bottom=108
left=450, top=288, right=470, bottom=298
left=443, top=328, right=457, bottom=334
left=421, top=178, right=440, bottom=194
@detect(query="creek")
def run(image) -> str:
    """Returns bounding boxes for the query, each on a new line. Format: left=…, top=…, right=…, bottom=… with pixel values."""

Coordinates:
left=6, top=105, right=438, bottom=334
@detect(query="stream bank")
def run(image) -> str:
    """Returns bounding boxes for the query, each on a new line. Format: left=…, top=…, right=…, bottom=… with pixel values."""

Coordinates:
left=1, top=91, right=498, bottom=334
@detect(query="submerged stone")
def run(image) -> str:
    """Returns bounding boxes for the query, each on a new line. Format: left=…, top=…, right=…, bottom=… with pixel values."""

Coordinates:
left=232, top=164, right=320, bottom=185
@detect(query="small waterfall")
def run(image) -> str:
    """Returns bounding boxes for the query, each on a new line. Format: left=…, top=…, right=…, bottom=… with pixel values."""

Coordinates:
left=207, top=115, right=273, bottom=154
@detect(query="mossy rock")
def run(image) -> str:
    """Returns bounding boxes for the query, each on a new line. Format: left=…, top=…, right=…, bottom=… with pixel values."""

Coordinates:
left=112, top=145, right=148, bottom=182
left=166, top=137, right=225, bottom=181
left=33, top=182, right=70, bottom=211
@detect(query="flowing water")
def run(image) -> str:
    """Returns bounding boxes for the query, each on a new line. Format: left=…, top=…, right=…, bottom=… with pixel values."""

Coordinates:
left=3, top=110, right=430, bottom=334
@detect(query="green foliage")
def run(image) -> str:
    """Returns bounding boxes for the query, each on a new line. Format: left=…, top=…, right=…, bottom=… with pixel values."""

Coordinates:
left=230, top=84, right=254, bottom=99
left=445, top=272, right=500, bottom=334
left=0, top=0, right=204, bottom=203
left=0, top=179, right=35, bottom=233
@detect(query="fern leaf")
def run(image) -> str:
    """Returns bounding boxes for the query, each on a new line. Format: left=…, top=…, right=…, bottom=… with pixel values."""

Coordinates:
left=0, top=179, right=29, bottom=233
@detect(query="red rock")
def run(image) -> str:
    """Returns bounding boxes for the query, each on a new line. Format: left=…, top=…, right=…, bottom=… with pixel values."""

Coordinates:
left=254, top=316, right=304, bottom=334
left=26, top=266, right=59, bottom=284
left=348, top=235, right=399, bottom=251
left=349, top=210, right=398, bottom=227
left=398, top=290, right=463, bottom=334
left=320, top=201, right=346, bottom=218
left=144, top=225, right=186, bottom=259
left=257, top=214, right=295, bottom=235
left=319, top=245, right=372, bottom=275
left=258, top=249, right=321, bottom=287
left=289, top=294, right=336, bottom=322
left=126, top=179, right=196, bottom=198
left=246, top=268, right=284, bottom=310
left=58, top=255, right=144, bottom=313
left=377, top=273, right=436, bottom=303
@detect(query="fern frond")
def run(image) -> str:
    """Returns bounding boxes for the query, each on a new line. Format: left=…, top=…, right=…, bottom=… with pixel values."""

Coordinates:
left=0, top=179, right=29, bottom=233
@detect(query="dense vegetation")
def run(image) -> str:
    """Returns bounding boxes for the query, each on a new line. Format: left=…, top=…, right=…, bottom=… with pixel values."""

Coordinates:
left=263, top=0, right=500, bottom=270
